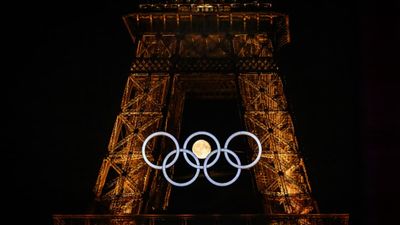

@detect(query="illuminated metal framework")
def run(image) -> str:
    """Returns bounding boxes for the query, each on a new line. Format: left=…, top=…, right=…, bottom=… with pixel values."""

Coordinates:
left=55, top=1, right=348, bottom=225
left=53, top=214, right=349, bottom=225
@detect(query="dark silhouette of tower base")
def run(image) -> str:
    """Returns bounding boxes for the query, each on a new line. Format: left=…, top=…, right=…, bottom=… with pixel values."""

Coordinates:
left=53, top=2, right=349, bottom=225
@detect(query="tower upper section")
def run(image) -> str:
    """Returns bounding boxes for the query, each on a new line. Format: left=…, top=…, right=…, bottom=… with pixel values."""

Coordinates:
left=123, top=1, right=289, bottom=73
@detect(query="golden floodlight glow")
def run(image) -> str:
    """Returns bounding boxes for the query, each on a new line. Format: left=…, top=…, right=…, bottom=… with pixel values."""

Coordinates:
left=192, top=139, right=211, bottom=159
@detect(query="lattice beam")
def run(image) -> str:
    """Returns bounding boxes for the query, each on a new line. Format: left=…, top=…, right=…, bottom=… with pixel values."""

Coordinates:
left=130, top=34, right=278, bottom=73
left=239, top=73, right=316, bottom=214
left=94, top=74, right=170, bottom=214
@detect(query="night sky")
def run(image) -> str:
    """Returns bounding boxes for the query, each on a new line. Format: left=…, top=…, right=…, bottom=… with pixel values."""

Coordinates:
left=4, top=1, right=400, bottom=225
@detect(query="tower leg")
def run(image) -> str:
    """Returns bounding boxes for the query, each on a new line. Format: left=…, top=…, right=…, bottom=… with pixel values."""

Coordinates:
left=239, top=73, right=316, bottom=214
left=93, top=74, right=170, bottom=214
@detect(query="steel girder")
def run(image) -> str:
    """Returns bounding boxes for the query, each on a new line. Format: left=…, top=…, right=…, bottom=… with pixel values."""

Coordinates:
left=239, top=73, right=316, bottom=214
left=94, top=74, right=170, bottom=214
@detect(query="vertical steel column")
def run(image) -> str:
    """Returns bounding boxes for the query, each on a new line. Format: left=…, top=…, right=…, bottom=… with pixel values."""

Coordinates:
left=94, top=74, right=170, bottom=214
left=239, top=73, right=315, bottom=214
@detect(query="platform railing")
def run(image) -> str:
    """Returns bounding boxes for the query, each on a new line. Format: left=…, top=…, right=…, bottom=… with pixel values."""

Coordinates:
left=53, top=214, right=349, bottom=225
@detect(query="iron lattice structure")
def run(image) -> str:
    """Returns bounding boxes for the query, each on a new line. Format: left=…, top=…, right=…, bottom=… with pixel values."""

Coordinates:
left=53, top=214, right=349, bottom=225
left=52, top=2, right=350, bottom=224
left=92, top=2, right=318, bottom=216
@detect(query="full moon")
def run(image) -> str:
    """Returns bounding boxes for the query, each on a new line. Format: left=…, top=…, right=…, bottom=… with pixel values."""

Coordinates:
left=192, top=139, right=211, bottom=159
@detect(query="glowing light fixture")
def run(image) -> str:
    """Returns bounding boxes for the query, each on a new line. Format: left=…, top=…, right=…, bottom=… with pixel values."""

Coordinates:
left=192, top=139, right=211, bottom=159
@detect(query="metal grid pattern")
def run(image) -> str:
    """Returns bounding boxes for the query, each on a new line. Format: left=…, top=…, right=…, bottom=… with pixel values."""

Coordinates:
left=239, top=73, right=315, bottom=214
left=94, top=75, right=170, bottom=214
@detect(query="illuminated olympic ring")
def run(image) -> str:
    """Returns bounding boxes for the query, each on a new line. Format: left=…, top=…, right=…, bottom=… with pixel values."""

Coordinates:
left=141, top=131, right=262, bottom=187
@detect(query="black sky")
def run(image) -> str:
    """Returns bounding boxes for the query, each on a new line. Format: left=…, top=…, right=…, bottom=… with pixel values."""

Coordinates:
left=5, top=1, right=400, bottom=225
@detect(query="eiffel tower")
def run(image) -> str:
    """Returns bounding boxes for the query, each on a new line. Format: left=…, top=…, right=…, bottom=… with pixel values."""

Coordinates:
left=53, top=1, right=349, bottom=224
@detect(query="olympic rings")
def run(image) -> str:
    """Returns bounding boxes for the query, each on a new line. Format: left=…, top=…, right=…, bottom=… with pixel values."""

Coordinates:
left=163, top=149, right=200, bottom=187
left=203, top=148, right=241, bottom=187
left=142, top=131, right=262, bottom=187
left=224, top=131, right=262, bottom=169
left=142, top=131, right=180, bottom=169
